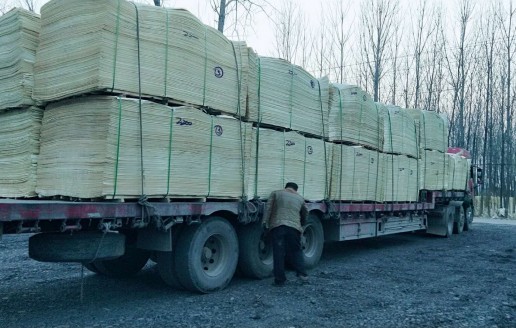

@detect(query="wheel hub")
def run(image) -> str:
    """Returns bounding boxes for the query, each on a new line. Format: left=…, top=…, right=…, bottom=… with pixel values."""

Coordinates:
left=200, top=236, right=224, bottom=276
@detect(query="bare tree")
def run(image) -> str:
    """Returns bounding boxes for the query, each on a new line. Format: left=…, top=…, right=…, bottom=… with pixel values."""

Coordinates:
left=211, top=0, right=266, bottom=34
left=410, top=1, right=436, bottom=109
left=18, top=0, right=37, bottom=12
left=360, top=0, right=399, bottom=102
left=445, top=0, right=474, bottom=148
left=273, top=0, right=302, bottom=62
left=498, top=0, right=516, bottom=215
left=327, top=0, right=351, bottom=84
left=424, top=8, right=446, bottom=112
left=389, top=21, right=403, bottom=105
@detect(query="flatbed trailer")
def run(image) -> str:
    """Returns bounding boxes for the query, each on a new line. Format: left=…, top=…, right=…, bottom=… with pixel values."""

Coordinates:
left=0, top=190, right=474, bottom=293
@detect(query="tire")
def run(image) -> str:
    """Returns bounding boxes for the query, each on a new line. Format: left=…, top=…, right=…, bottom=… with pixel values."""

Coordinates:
left=237, top=221, right=273, bottom=279
left=157, top=225, right=186, bottom=290
left=301, top=214, right=324, bottom=269
left=93, top=246, right=150, bottom=278
left=29, top=232, right=125, bottom=263
left=444, top=205, right=454, bottom=238
left=174, top=217, right=239, bottom=293
left=453, top=206, right=465, bottom=234
left=463, top=205, right=473, bottom=231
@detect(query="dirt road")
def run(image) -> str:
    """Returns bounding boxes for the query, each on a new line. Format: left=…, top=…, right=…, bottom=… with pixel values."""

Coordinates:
left=1, top=220, right=515, bottom=328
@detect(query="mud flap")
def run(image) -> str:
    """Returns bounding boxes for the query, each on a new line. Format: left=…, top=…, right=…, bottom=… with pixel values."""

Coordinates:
left=427, top=206, right=453, bottom=237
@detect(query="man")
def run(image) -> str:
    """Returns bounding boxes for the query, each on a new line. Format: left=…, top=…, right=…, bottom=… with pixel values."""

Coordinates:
left=263, top=182, right=309, bottom=286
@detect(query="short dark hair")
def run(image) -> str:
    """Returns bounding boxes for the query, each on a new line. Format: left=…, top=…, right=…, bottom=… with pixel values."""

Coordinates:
left=285, top=182, right=298, bottom=191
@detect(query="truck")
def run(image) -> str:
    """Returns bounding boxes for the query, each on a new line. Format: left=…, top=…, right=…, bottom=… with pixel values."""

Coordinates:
left=0, top=147, right=483, bottom=293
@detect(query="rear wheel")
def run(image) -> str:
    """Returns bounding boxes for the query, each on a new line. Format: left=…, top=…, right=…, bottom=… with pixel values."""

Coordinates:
left=174, top=217, right=239, bottom=293
left=301, top=214, right=324, bottom=269
left=463, top=205, right=473, bottom=231
left=453, top=206, right=465, bottom=234
left=157, top=225, right=186, bottom=289
left=237, top=221, right=273, bottom=279
left=444, top=206, right=454, bottom=237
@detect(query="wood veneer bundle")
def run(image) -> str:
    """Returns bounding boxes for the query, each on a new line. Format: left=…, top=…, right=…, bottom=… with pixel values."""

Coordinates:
left=0, top=107, right=43, bottom=197
left=36, top=96, right=252, bottom=199
left=328, top=84, right=384, bottom=151
left=246, top=57, right=329, bottom=137
left=379, top=104, right=418, bottom=158
left=0, top=8, right=39, bottom=110
left=33, top=0, right=248, bottom=116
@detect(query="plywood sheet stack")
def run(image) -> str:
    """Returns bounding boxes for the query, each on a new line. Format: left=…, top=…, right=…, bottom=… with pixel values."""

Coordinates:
left=405, top=108, right=449, bottom=190
left=328, top=144, right=382, bottom=202
left=379, top=104, right=418, bottom=158
left=0, top=9, right=43, bottom=198
left=33, top=0, right=249, bottom=116
left=246, top=57, right=329, bottom=137
left=36, top=96, right=252, bottom=199
left=0, top=8, right=39, bottom=110
left=419, top=150, right=446, bottom=190
left=0, top=107, right=43, bottom=197
left=445, top=153, right=469, bottom=190
left=328, top=84, right=384, bottom=151
left=381, top=154, right=418, bottom=202
left=247, top=129, right=328, bottom=201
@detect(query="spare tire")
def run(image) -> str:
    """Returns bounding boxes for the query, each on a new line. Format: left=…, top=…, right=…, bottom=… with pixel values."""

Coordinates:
left=29, top=231, right=125, bottom=263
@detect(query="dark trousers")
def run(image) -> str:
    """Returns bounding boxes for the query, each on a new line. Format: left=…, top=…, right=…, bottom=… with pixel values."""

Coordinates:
left=271, top=225, right=306, bottom=283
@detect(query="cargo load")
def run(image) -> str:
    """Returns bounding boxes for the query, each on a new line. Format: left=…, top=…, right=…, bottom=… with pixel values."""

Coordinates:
left=246, top=57, right=329, bottom=138
left=33, top=0, right=248, bottom=116
left=380, top=104, right=418, bottom=159
left=36, top=96, right=252, bottom=199
left=0, top=8, right=39, bottom=110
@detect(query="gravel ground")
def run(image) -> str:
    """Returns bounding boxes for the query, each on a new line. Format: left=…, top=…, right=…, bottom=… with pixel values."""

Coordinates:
left=0, top=219, right=515, bottom=328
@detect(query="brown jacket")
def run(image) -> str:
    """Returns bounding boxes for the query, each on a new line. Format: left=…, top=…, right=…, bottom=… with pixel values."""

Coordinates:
left=263, top=188, right=308, bottom=233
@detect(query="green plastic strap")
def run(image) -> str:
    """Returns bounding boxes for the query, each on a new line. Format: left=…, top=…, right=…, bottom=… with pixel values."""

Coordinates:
left=132, top=3, right=145, bottom=197
left=253, top=120, right=261, bottom=198
left=207, top=116, right=214, bottom=197
left=374, top=103, right=380, bottom=202
left=288, top=65, right=294, bottom=129
left=112, top=97, right=123, bottom=199
left=202, top=26, right=208, bottom=107
left=163, top=10, right=170, bottom=99
left=317, top=80, right=328, bottom=198
left=110, top=0, right=122, bottom=92
left=257, top=57, right=262, bottom=122
left=338, top=87, right=344, bottom=202
left=422, top=111, right=427, bottom=188
left=358, top=102, right=364, bottom=144
left=282, top=131, right=286, bottom=186
left=230, top=42, right=245, bottom=199
left=387, top=109, right=395, bottom=201
left=165, top=108, right=174, bottom=197
left=302, top=138, right=307, bottom=198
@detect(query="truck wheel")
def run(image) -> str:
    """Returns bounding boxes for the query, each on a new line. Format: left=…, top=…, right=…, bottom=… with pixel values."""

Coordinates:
left=463, top=206, right=473, bottom=231
left=453, top=206, right=465, bottom=234
left=237, top=221, right=273, bottom=279
left=301, top=214, right=324, bottom=269
left=444, top=206, right=454, bottom=237
left=157, top=225, right=186, bottom=289
left=174, top=217, right=238, bottom=293
left=92, top=246, right=150, bottom=278
left=29, top=232, right=125, bottom=263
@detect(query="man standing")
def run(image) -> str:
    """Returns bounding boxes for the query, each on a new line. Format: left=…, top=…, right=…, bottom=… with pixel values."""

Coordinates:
left=263, top=182, right=309, bottom=286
